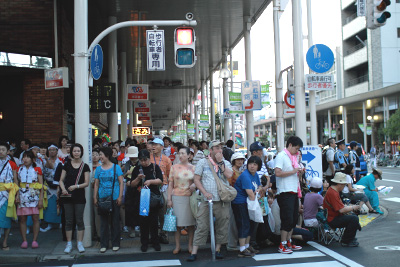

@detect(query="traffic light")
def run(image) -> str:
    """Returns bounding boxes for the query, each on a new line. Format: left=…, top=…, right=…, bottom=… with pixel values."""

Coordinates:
left=174, top=27, right=196, bottom=68
left=366, top=0, right=391, bottom=29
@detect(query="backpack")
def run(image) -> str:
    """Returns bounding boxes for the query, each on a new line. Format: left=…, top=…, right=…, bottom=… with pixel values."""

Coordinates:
left=322, top=148, right=329, bottom=172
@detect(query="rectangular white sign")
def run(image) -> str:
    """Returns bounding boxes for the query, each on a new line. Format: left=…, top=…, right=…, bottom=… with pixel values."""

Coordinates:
left=305, top=74, right=334, bottom=91
left=357, top=0, right=366, bottom=17
left=241, top=80, right=262, bottom=111
left=300, top=146, right=322, bottom=181
left=127, top=84, right=149, bottom=100
left=134, top=101, right=151, bottom=113
left=44, top=67, right=69, bottom=89
left=146, top=30, right=165, bottom=71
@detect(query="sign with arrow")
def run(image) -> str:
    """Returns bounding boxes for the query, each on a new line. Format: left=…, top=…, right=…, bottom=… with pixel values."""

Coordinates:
left=241, top=80, right=262, bottom=111
left=300, top=145, right=322, bottom=180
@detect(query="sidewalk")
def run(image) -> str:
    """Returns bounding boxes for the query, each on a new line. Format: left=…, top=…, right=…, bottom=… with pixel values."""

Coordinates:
left=0, top=207, right=386, bottom=265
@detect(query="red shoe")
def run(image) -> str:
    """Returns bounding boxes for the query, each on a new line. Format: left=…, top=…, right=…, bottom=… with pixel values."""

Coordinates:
left=287, top=240, right=302, bottom=251
left=278, top=242, right=293, bottom=254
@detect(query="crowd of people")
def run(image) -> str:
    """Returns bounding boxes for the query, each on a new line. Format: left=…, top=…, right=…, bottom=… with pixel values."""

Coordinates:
left=0, top=134, right=384, bottom=259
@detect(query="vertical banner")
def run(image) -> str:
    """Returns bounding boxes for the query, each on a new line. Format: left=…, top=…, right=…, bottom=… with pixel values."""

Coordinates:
left=261, top=84, right=270, bottom=106
left=146, top=30, right=165, bottom=71
left=187, top=124, right=195, bottom=134
left=331, top=130, right=336, bottom=138
left=229, top=92, right=244, bottom=114
left=199, top=114, right=210, bottom=129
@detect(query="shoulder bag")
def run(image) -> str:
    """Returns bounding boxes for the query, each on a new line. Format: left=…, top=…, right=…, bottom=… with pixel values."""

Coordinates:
left=60, top=162, right=84, bottom=199
left=206, top=159, right=237, bottom=202
left=98, top=164, right=116, bottom=215
left=146, top=164, right=164, bottom=208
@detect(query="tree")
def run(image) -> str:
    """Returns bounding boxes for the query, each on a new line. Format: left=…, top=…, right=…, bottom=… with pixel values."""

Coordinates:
left=383, top=109, right=400, bottom=139
left=258, top=134, right=270, bottom=147
left=206, top=112, right=223, bottom=140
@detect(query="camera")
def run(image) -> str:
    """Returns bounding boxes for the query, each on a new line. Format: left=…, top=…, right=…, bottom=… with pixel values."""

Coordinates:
left=186, top=12, right=194, bottom=21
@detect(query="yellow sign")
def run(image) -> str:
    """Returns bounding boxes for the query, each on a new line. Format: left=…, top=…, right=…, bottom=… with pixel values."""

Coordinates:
left=132, top=127, right=150, bottom=136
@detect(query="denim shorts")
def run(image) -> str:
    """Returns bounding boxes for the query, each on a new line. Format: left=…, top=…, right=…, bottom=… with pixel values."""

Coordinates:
left=232, top=203, right=251, bottom=238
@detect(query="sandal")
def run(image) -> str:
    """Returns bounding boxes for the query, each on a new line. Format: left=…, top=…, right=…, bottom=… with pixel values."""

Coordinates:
left=369, top=209, right=379, bottom=214
left=173, top=248, right=181, bottom=254
left=2, top=246, right=9, bottom=251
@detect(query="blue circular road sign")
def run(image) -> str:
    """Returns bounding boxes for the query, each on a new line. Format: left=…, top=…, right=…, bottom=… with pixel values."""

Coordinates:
left=306, top=44, right=334, bottom=74
left=90, top=44, right=103, bottom=80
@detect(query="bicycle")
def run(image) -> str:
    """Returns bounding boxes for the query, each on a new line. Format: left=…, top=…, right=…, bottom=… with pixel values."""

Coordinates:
left=315, top=59, right=330, bottom=70
left=305, top=165, right=320, bottom=179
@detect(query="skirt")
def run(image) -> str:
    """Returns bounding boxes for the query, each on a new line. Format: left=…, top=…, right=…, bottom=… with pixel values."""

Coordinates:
left=44, top=195, right=61, bottom=224
left=0, top=204, right=11, bottom=229
left=172, top=195, right=196, bottom=227
left=17, top=207, right=39, bottom=216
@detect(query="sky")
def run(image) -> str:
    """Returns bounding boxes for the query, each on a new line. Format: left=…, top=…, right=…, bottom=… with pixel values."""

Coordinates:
left=226, top=0, right=342, bottom=118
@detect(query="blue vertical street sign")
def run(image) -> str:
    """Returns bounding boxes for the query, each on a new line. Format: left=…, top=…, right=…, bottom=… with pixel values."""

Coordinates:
left=90, top=44, right=103, bottom=80
left=306, top=44, right=334, bottom=74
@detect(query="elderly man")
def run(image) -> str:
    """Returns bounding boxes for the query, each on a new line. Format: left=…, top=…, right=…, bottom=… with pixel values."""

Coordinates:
left=187, top=141, right=233, bottom=262
left=324, top=172, right=361, bottom=247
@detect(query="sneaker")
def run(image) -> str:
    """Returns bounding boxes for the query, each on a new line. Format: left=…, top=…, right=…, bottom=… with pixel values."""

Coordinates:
left=100, top=247, right=107, bottom=253
left=341, top=240, right=359, bottom=247
left=153, top=243, right=161, bottom=251
left=215, top=251, right=224, bottom=259
left=141, top=244, right=148, bottom=252
left=135, top=226, right=140, bottom=231
left=77, top=242, right=85, bottom=253
left=40, top=225, right=52, bottom=232
left=64, top=243, right=73, bottom=254
left=278, top=242, right=293, bottom=254
left=112, top=246, right=120, bottom=252
left=238, top=248, right=254, bottom=258
left=287, top=240, right=302, bottom=251
left=248, top=245, right=260, bottom=254
left=187, top=254, right=197, bottom=262
left=31, top=241, right=39, bottom=249
left=159, top=233, right=169, bottom=244
left=123, top=226, right=129, bottom=233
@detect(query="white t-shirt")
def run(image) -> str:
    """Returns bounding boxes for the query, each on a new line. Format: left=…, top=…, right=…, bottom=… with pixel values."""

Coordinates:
left=342, top=174, right=353, bottom=194
left=274, top=151, right=298, bottom=194
left=324, top=147, right=335, bottom=176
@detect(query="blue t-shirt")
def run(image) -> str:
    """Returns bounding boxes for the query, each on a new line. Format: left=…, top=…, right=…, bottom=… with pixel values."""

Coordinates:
left=95, top=164, right=123, bottom=200
left=233, top=169, right=260, bottom=204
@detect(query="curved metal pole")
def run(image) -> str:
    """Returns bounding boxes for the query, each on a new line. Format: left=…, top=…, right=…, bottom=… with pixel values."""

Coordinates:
left=88, top=20, right=197, bottom=54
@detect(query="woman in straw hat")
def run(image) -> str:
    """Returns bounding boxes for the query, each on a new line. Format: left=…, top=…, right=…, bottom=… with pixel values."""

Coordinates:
left=356, top=168, right=383, bottom=214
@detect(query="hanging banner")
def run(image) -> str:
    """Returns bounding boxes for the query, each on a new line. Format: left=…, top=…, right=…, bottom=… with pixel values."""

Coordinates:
left=229, top=92, right=244, bottom=114
left=180, top=130, right=187, bottom=138
left=324, top=128, right=329, bottom=136
left=138, top=113, right=151, bottom=121
left=187, top=124, right=195, bottom=134
left=366, top=126, right=372, bottom=135
left=331, top=130, right=336, bottom=138
left=241, top=80, right=262, bottom=111
left=134, top=101, right=151, bottom=113
left=146, top=30, right=165, bottom=71
left=127, top=84, right=149, bottom=100
left=261, top=84, right=270, bottom=106
left=199, top=114, right=210, bottom=129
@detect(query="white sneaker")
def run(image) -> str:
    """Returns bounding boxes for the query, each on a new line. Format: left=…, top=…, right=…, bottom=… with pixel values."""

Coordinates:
left=135, top=226, right=140, bottom=231
left=40, top=225, right=52, bottom=232
left=64, top=243, right=72, bottom=254
left=77, top=242, right=85, bottom=253
left=123, top=226, right=129, bottom=233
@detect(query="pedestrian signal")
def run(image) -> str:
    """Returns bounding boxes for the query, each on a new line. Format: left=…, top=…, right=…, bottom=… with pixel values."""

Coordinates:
left=174, top=27, right=196, bottom=68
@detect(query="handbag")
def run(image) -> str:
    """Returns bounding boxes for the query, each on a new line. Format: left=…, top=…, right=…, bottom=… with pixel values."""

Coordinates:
left=207, top=159, right=237, bottom=202
left=162, top=208, right=177, bottom=232
left=247, top=192, right=264, bottom=223
left=150, top=191, right=164, bottom=208
left=60, top=162, right=84, bottom=199
left=98, top=164, right=116, bottom=215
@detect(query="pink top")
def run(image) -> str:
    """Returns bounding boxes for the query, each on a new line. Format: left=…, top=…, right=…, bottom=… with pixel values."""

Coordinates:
left=168, top=163, right=195, bottom=196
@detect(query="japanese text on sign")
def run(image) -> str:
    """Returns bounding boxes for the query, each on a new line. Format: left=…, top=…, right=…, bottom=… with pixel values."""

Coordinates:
left=132, top=127, right=150, bottom=136
left=127, top=84, right=149, bottom=100
left=147, top=30, right=165, bottom=71
left=305, top=74, right=334, bottom=91
left=241, top=80, right=262, bottom=111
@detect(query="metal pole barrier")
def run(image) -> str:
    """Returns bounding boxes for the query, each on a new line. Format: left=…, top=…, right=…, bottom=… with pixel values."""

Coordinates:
left=208, top=200, right=216, bottom=261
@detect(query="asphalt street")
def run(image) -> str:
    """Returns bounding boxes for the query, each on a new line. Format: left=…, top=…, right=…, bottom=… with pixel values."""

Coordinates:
left=1, top=167, right=398, bottom=267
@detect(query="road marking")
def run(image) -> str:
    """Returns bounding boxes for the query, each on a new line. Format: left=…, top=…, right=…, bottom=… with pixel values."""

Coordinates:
left=309, top=241, right=364, bottom=267
left=74, top=260, right=181, bottom=267
left=253, top=261, right=345, bottom=267
left=380, top=178, right=400, bottom=183
left=253, top=250, right=325, bottom=261
left=374, top=245, right=400, bottom=251
left=383, top=197, right=400, bottom=203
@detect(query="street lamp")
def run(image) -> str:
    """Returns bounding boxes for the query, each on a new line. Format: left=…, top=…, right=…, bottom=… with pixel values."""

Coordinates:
left=219, top=65, right=231, bottom=142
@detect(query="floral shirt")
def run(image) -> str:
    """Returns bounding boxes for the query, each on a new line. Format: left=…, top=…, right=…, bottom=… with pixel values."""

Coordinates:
left=229, top=168, right=242, bottom=187
left=168, top=164, right=195, bottom=196
left=17, top=166, right=42, bottom=208
left=0, top=160, right=18, bottom=208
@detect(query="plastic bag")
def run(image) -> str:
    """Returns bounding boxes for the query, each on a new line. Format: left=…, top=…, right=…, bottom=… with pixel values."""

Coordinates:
left=163, top=208, right=177, bottom=232
left=378, top=186, right=393, bottom=196
left=139, top=187, right=150, bottom=216
left=247, top=193, right=264, bottom=223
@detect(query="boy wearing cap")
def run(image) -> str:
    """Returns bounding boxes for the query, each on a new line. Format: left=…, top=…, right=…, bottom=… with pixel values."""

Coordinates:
left=324, top=172, right=361, bottom=247
left=348, top=141, right=361, bottom=182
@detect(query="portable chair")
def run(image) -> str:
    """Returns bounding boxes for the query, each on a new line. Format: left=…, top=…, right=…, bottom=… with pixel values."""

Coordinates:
left=316, top=208, right=345, bottom=245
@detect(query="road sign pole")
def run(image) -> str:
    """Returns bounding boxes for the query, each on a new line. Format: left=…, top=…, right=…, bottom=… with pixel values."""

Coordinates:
left=120, top=52, right=127, bottom=141
left=108, top=16, right=119, bottom=141
left=244, top=16, right=254, bottom=153
left=292, top=0, right=307, bottom=143
left=210, top=70, right=216, bottom=140
left=306, top=0, right=318, bottom=146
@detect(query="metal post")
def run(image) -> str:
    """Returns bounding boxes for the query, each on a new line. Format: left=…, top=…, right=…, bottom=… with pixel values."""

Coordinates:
left=342, top=106, right=347, bottom=141
left=195, top=103, right=199, bottom=141
left=328, top=109, right=332, bottom=137
left=120, top=52, right=127, bottom=141
left=201, top=80, right=206, bottom=140
left=208, top=200, right=216, bottom=261
left=292, top=0, right=307, bottom=142
left=273, top=0, right=285, bottom=153
left=73, top=0, right=91, bottom=247
left=244, top=16, right=254, bottom=152
left=307, top=0, right=317, bottom=145
left=210, top=73, right=216, bottom=140
left=128, top=73, right=133, bottom=138
left=222, top=54, right=230, bottom=142
left=108, top=17, right=119, bottom=141
left=206, top=80, right=209, bottom=116
left=269, top=124, right=273, bottom=148
left=362, top=102, right=368, bottom=152
left=53, top=0, right=58, bottom=68
left=230, top=49, right=235, bottom=150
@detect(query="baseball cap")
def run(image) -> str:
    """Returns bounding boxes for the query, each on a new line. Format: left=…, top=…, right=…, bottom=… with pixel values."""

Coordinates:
left=149, top=138, right=164, bottom=146
left=209, top=140, right=224, bottom=149
left=250, top=142, right=263, bottom=152
left=310, top=178, right=323, bottom=188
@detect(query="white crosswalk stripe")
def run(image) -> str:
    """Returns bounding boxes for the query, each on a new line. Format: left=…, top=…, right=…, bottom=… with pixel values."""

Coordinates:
left=253, top=250, right=325, bottom=261
left=253, top=261, right=345, bottom=267
left=74, top=259, right=181, bottom=267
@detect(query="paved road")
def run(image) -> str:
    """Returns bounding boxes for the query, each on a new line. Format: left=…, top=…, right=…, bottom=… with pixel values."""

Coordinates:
left=2, top=167, right=398, bottom=267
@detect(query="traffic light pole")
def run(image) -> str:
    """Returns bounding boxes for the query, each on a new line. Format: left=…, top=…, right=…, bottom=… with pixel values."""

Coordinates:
left=244, top=16, right=254, bottom=153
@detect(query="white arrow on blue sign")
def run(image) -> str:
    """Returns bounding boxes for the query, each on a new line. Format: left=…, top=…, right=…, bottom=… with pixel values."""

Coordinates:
left=300, top=145, right=322, bottom=181
left=90, top=44, right=103, bottom=80
left=306, top=44, right=334, bottom=74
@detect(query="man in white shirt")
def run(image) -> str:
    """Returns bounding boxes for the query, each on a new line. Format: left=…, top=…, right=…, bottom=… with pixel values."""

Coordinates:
left=324, top=138, right=336, bottom=183
left=274, top=136, right=305, bottom=254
